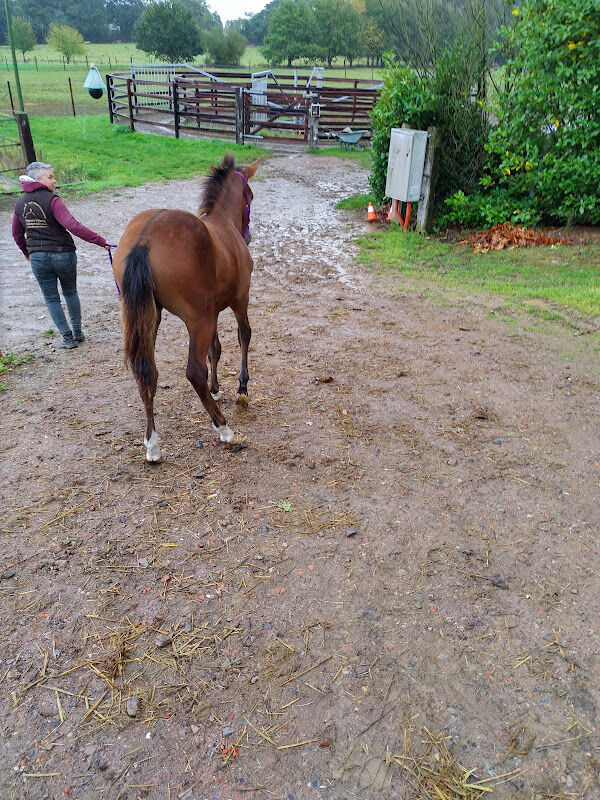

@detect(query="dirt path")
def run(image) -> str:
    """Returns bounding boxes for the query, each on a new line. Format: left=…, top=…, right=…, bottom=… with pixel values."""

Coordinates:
left=1, top=155, right=599, bottom=800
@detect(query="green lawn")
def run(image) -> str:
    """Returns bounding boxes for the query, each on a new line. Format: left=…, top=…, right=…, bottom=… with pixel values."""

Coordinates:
left=4, top=115, right=266, bottom=194
left=358, top=227, right=600, bottom=319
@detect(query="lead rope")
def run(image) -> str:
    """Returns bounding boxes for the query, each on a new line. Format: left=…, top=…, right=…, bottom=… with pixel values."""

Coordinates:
left=106, top=243, right=120, bottom=297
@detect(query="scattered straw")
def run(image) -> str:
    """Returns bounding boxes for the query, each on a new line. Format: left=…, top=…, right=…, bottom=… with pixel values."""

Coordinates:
left=386, top=727, right=522, bottom=799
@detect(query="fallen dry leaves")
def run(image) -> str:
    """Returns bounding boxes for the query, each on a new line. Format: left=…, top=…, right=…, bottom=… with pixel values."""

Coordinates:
left=459, top=222, right=565, bottom=253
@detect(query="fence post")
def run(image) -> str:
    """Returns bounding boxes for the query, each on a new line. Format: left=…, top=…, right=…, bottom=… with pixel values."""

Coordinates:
left=68, top=77, right=76, bottom=116
left=107, top=74, right=114, bottom=124
left=308, top=104, right=319, bottom=149
left=14, top=110, right=36, bottom=164
left=244, top=89, right=250, bottom=138
left=126, top=78, right=135, bottom=132
left=416, top=127, right=439, bottom=233
left=173, top=82, right=179, bottom=138
left=235, top=87, right=244, bottom=145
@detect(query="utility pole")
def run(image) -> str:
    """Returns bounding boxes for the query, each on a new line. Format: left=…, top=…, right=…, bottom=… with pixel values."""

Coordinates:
left=4, top=0, right=36, bottom=164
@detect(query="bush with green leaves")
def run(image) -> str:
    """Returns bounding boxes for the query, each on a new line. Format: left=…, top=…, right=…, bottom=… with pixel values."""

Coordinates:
left=446, top=0, right=600, bottom=227
left=369, top=46, right=488, bottom=209
left=369, top=63, right=432, bottom=204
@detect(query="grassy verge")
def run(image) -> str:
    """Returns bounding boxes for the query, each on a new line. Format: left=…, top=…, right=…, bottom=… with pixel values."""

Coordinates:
left=311, top=146, right=371, bottom=169
left=358, top=227, right=600, bottom=319
left=6, top=115, right=267, bottom=195
left=336, top=193, right=371, bottom=211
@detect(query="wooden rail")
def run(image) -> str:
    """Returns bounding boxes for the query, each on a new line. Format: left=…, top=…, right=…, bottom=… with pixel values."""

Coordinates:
left=107, top=69, right=380, bottom=146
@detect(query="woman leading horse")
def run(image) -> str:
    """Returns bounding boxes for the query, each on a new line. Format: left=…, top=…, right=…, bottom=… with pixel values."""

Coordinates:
left=112, top=154, right=259, bottom=463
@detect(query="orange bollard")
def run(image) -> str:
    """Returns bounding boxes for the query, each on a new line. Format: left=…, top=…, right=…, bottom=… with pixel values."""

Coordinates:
left=386, top=200, right=413, bottom=228
left=387, top=199, right=404, bottom=225
left=366, top=202, right=377, bottom=222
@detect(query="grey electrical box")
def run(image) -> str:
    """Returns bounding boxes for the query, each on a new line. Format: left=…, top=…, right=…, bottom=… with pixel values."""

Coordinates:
left=385, top=127, right=428, bottom=202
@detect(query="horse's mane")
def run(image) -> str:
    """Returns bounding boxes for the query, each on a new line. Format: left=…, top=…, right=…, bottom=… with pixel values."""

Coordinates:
left=198, top=154, right=235, bottom=215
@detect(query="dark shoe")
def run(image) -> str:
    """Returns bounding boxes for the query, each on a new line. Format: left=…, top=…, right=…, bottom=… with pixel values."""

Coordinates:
left=74, top=332, right=85, bottom=343
left=60, top=338, right=77, bottom=349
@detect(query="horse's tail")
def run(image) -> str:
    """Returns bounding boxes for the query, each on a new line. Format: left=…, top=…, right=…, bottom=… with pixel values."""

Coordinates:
left=121, top=244, right=157, bottom=387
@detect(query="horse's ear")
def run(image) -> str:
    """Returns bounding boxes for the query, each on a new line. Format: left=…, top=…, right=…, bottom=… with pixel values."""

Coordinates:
left=243, top=160, right=259, bottom=180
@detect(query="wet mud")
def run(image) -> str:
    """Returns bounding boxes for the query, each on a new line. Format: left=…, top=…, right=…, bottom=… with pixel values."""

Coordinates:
left=0, top=155, right=599, bottom=800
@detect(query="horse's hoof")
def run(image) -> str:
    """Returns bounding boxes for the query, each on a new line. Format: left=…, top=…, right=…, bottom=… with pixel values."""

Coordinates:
left=211, top=390, right=223, bottom=401
left=146, top=455, right=163, bottom=464
left=213, top=423, right=234, bottom=443
left=235, top=392, right=248, bottom=407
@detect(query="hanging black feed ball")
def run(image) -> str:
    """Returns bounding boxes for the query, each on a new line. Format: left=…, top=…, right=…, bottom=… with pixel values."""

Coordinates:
left=83, top=65, right=106, bottom=100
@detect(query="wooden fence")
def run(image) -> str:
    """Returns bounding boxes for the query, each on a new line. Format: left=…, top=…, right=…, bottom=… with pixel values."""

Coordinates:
left=107, top=68, right=380, bottom=146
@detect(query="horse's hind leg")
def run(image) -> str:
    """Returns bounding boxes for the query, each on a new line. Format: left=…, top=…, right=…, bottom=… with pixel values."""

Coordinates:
left=232, top=302, right=251, bottom=405
left=141, top=306, right=162, bottom=462
left=208, top=323, right=222, bottom=401
left=186, top=322, right=234, bottom=443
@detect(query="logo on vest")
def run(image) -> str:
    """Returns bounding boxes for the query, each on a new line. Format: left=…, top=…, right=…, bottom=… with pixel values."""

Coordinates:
left=23, top=201, right=48, bottom=230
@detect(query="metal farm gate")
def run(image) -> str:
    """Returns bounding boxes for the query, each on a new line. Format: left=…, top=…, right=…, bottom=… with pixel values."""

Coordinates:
left=0, top=111, right=27, bottom=190
left=107, top=66, right=380, bottom=147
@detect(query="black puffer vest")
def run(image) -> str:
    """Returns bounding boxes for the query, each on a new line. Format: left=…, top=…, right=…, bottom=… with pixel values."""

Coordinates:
left=14, top=187, right=75, bottom=253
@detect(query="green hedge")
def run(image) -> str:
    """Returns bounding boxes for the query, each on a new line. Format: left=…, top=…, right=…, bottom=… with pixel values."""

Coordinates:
left=445, top=0, right=600, bottom=227
left=369, top=48, right=488, bottom=211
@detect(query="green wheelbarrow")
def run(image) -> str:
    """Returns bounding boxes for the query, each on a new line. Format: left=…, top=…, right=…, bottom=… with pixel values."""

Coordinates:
left=336, top=129, right=369, bottom=150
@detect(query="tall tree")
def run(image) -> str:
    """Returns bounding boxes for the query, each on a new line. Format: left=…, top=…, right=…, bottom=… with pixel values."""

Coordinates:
left=13, top=0, right=58, bottom=42
left=11, top=16, right=36, bottom=57
left=261, top=0, right=317, bottom=66
left=235, top=0, right=283, bottom=45
left=205, top=27, right=246, bottom=65
left=64, top=0, right=109, bottom=43
left=134, top=0, right=204, bottom=62
left=46, top=24, right=86, bottom=63
left=177, top=0, right=222, bottom=31
left=360, top=15, right=384, bottom=67
left=313, top=0, right=362, bottom=66
left=105, top=0, right=144, bottom=40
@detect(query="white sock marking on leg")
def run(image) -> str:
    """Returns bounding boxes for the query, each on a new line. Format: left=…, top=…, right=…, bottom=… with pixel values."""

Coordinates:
left=211, top=390, right=223, bottom=401
left=144, top=430, right=162, bottom=462
left=213, top=423, right=234, bottom=443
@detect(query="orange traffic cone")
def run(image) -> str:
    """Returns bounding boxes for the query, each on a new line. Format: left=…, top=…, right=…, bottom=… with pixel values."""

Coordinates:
left=366, top=202, right=377, bottom=222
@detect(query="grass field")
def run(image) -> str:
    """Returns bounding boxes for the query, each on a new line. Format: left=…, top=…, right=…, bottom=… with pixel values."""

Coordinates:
left=357, top=227, right=600, bottom=321
left=0, top=42, right=384, bottom=117
left=0, top=115, right=266, bottom=194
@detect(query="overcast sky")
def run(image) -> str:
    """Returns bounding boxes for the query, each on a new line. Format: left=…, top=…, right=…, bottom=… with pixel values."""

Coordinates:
left=208, top=0, right=268, bottom=24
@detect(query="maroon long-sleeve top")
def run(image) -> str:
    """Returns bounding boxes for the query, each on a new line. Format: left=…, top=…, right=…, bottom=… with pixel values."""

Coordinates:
left=12, top=178, right=108, bottom=257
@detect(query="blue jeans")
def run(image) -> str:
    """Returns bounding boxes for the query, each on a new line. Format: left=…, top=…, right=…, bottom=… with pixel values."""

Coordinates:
left=30, top=251, right=81, bottom=342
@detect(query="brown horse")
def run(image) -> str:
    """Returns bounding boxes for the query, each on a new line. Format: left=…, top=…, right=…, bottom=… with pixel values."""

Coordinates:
left=112, top=154, right=259, bottom=463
